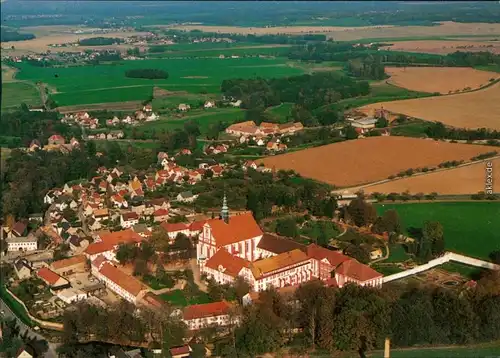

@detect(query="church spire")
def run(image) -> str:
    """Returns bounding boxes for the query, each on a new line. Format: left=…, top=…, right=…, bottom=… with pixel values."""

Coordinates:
left=221, top=192, right=229, bottom=224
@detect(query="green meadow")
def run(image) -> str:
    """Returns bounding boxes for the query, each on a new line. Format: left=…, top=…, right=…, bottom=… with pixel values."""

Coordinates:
left=375, top=202, right=500, bottom=260
left=13, top=57, right=304, bottom=106
left=1, top=82, right=41, bottom=109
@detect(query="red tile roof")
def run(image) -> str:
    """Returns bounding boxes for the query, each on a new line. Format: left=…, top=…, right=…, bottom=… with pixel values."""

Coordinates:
left=183, top=301, right=232, bottom=320
left=189, top=220, right=206, bottom=232
left=99, top=262, right=144, bottom=296
left=307, top=244, right=351, bottom=268
left=160, top=222, right=188, bottom=232
left=122, top=212, right=139, bottom=221
left=91, top=255, right=107, bottom=269
left=336, top=260, right=382, bottom=282
left=205, top=249, right=250, bottom=277
left=51, top=255, right=86, bottom=270
left=37, top=267, right=62, bottom=285
left=85, top=241, right=114, bottom=255
left=205, top=213, right=263, bottom=247
left=154, top=208, right=169, bottom=217
left=169, top=346, right=192, bottom=356
left=100, top=229, right=142, bottom=246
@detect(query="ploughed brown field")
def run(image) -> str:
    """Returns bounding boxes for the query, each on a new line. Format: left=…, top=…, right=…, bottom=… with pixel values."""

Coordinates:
left=360, top=81, right=500, bottom=130
left=257, top=136, right=499, bottom=188
left=380, top=39, right=500, bottom=55
left=341, top=157, right=500, bottom=196
left=385, top=67, right=499, bottom=94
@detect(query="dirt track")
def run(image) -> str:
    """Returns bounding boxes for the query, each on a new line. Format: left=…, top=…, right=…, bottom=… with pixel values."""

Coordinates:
left=258, top=136, right=499, bottom=188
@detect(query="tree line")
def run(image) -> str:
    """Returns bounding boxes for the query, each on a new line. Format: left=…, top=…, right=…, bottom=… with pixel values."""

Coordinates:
left=78, top=37, right=124, bottom=46
left=1, top=28, right=35, bottom=42
left=425, top=122, right=500, bottom=141
left=125, top=68, right=169, bottom=79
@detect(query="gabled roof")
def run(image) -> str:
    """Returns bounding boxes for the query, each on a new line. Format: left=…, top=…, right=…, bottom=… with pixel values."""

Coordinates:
left=122, top=212, right=139, bottom=221
left=169, top=345, right=192, bottom=356
left=51, top=255, right=86, bottom=270
left=154, top=208, right=169, bottom=217
left=251, top=249, right=309, bottom=279
left=85, top=241, right=114, bottom=255
left=205, top=213, right=263, bottom=247
left=307, top=244, right=351, bottom=268
left=99, top=262, right=144, bottom=296
left=99, top=229, right=142, bottom=246
left=336, top=260, right=382, bottom=283
left=183, top=301, right=232, bottom=321
left=160, top=222, right=188, bottom=232
left=257, top=234, right=306, bottom=255
left=37, top=267, right=63, bottom=285
left=205, top=248, right=250, bottom=277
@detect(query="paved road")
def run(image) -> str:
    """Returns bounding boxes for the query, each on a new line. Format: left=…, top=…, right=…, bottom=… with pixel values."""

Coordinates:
left=0, top=299, right=59, bottom=358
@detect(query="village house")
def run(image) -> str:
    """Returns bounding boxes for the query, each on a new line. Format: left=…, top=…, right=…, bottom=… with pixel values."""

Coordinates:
left=177, top=191, right=198, bottom=203
left=50, top=255, right=88, bottom=277
left=153, top=208, right=169, bottom=223
left=169, top=345, right=192, bottom=358
left=69, top=236, right=90, bottom=252
left=143, top=104, right=153, bottom=113
left=182, top=301, right=236, bottom=330
left=178, top=103, right=191, bottom=111
left=93, top=208, right=109, bottom=222
left=160, top=222, right=190, bottom=241
left=204, top=100, right=215, bottom=109
left=242, top=160, right=258, bottom=171
left=6, top=236, right=38, bottom=252
left=91, top=256, right=146, bottom=304
left=14, top=258, right=34, bottom=280
left=120, top=212, right=140, bottom=228
left=37, top=267, right=70, bottom=290
left=278, top=122, right=304, bottom=135
left=48, top=134, right=65, bottom=145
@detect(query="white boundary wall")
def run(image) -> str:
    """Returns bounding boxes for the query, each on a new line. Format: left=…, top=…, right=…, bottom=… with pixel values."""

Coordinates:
left=383, top=252, right=500, bottom=283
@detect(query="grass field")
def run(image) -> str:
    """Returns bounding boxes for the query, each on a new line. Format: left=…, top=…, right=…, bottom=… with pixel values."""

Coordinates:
left=300, top=220, right=340, bottom=242
left=265, top=102, right=294, bottom=122
left=1, top=82, right=41, bottom=109
left=13, top=57, right=304, bottom=106
left=159, top=289, right=211, bottom=307
left=132, top=108, right=246, bottom=137
left=391, top=120, right=429, bottom=138
left=375, top=202, right=500, bottom=260
left=386, top=244, right=411, bottom=263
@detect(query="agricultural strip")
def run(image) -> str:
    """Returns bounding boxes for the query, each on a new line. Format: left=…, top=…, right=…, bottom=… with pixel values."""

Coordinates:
left=385, top=66, right=499, bottom=94
left=380, top=39, right=500, bottom=55
left=1, top=82, right=41, bottom=109
left=375, top=202, right=500, bottom=260
left=360, top=81, right=500, bottom=130
left=257, top=136, right=499, bottom=188
left=352, top=157, right=500, bottom=196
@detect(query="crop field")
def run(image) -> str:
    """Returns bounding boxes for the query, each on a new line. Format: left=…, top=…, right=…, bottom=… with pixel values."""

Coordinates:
left=360, top=81, right=500, bottom=130
left=257, top=136, right=499, bottom=188
left=13, top=57, right=304, bottom=106
left=1, top=82, right=41, bottom=109
left=358, top=157, right=500, bottom=196
left=375, top=202, right=500, bottom=260
left=380, top=39, right=500, bottom=55
left=385, top=66, right=499, bottom=94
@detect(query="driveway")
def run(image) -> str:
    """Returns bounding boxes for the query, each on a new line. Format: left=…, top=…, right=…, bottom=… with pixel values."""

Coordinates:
left=0, top=299, right=59, bottom=358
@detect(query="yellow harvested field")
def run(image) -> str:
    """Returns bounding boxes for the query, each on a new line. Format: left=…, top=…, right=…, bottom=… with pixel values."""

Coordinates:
left=380, top=39, right=500, bottom=55
left=328, top=22, right=500, bottom=41
left=161, top=22, right=500, bottom=40
left=1, top=31, right=150, bottom=54
left=257, top=136, right=499, bottom=188
left=349, top=157, right=500, bottom=196
left=360, top=81, right=500, bottom=130
left=385, top=67, right=499, bottom=94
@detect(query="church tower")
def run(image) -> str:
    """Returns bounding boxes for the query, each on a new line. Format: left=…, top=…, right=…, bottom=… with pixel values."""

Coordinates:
left=221, top=193, right=229, bottom=224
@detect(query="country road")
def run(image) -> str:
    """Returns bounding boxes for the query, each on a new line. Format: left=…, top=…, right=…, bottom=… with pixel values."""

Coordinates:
left=0, top=298, right=59, bottom=358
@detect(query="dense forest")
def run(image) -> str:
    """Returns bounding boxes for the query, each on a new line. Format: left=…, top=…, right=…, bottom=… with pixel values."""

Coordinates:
left=0, top=28, right=35, bottom=42
left=221, top=73, right=370, bottom=112
left=78, top=37, right=124, bottom=46
left=219, top=272, right=500, bottom=357
left=125, top=68, right=169, bottom=79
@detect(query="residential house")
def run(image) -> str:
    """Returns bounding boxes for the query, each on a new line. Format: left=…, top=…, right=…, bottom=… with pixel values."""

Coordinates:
left=204, top=100, right=215, bottom=109
left=92, top=257, right=146, bottom=304
left=87, top=218, right=102, bottom=232
left=230, top=99, right=242, bottom=107
left=169, top=346, right=192, bottom=358
left=14, top=258, right=33, bottom=280
left=69, top=236, right=90, bottom=252
left=176, top=191, right=198, bottom=203
left=37, top=267, right=70, bottom=290
left=111, top=195, right=128, bottom=209
left=182, top=301, right=236, bottom=330
left=242, top=160, right=258, bottom=171
left=153, top=209, right=169, bottom=223
left=160, top=222, right=190, bottom=240
left=121, top=212, right=139, bottom=228
left=6, top=236, right=38, bottom=252
left=50, top=255, right=88, bottom=277
left=178, top=103, right=191, bottom=111
left=278, top=122, right=304, bottom=135
left=48, top=134, right=65, bottom=145
left=143, top=104, right=153, bottom=113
